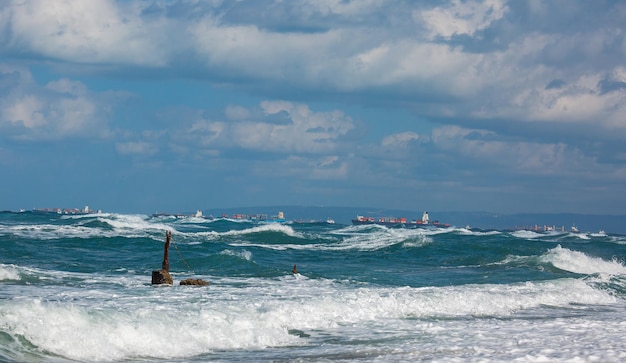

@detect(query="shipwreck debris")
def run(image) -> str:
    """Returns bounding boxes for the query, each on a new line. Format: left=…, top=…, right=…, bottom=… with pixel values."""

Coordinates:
left=151, top=230, right=209, bottom=286
left=151, top=231, right=173, bottom=285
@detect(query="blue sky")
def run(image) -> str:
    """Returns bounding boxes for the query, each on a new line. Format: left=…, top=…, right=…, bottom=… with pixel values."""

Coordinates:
left=1, top=0, right=626, bottom=215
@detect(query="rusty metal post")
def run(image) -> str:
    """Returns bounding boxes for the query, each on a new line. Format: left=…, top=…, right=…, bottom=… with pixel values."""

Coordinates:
left=152, top=231, right=173, bottom=285
left=162, top=230, right=171, bottom=271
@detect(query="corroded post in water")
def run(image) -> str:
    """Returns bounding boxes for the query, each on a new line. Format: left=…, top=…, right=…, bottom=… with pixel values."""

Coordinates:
left=151, top=231, right=173, bottom=285
left=162, top=230, right=171, bottom=271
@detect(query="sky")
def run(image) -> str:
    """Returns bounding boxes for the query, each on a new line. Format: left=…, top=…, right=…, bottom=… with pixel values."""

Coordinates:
left=1, top=0, right=626, bottom=216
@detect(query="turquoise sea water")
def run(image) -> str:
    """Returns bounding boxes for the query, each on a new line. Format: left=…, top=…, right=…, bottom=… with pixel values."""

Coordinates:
left=1, top=211, right=626, bottom=362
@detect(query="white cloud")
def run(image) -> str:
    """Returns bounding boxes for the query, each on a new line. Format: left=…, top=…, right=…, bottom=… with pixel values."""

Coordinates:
left=187, top=15, right=342, bottom=83
left=172, top=101, right=354, bottom=155
left=419, top=0, right=508, bottom=39
left=344, top=40, right=484, bottom=95
left=430, top=125, right=595, bottom=174
left=381, top=131, right=420, bottom=147
left=3, top=95, right=46, bottom=129
left=3, top=0, right=169, bottom=66
left=2, top=1, right=625, bottom=146
left=226, top=101, right=354, bottom=153
left=0, top=64, right=109, bottom=140
left=472, top=65, right=626, bottom=131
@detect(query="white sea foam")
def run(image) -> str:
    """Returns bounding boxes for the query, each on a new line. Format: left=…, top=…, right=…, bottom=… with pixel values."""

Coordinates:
left=179, top=216, right=214, bottom=224
left=542, top=245, right=626, bottom=276
left=336, top=224, right=449, bottom=236
left=203, top=224, right=305, bottom=249
left=232, top=227, right=434, bottom=251
left=194, top=230, right=221, bottom=239
left=567, top=231, right=591, bottom=240
left=220, top=249, right=253, bottom=261
left=0, top=276, right=620, bottom=362
left=328, top=227, right=431, bottom=251
left=456, top=228, right=501, bottom=236
left=220, top=223, right=302, bottom=238
left=100, top=213, right=174, bottom=235
left=1, top=213, right=174, bottom=240
left=0, top=264, right=148, bottom=290
left=228, top=242, right=305, bottom=250
left=0, top=264, right=20, bottom=281
left=332, top=224, right=373, bottom=234
left=345, top=228, right=431, bottom=250
left=4, top=223, right=100, bottom=240
left=511, top=230, right=544, bottom=239
left=589, top=233, right=606, bottom=239
left=611, top=235, right=626, bottom=244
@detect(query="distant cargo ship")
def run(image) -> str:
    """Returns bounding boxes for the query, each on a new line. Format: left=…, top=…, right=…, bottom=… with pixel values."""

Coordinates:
left=268, top=211, right=286, bottom=223
left=152, top=210, right=286, bottom=222
left=32, top=206, right=100, bottom=215
left=352, top=211, right=450, bottom=228
left=152, top=210, right=212, bottom=219
left=223, top=211, right=287, bottom=223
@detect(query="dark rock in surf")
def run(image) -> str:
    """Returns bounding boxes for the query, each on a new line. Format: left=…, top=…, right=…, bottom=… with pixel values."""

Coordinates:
left=180, top=278, right=210, bottom=286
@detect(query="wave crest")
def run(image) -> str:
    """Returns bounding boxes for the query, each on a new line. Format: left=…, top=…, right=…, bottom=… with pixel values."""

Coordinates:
left=0, top=264, right=20, bottom=281
left=542, top=245, right=626, bottom=275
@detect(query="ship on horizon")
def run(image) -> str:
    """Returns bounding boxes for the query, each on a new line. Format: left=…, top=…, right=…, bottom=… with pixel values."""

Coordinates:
left=352, top=211, right=450, bottom=228
left=151, top=210, right=287, bottom=223
left=152, top=210, right=212, bottom=219
left=32, top=205, right=100, bottom=215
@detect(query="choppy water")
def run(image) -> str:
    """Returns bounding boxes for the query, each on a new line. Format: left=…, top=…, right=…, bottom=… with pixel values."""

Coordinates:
left=1, top=211, right=625, bottom=362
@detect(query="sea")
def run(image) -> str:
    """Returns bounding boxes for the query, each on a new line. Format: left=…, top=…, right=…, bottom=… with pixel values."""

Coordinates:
left=1, top=211, right=625, bottom=363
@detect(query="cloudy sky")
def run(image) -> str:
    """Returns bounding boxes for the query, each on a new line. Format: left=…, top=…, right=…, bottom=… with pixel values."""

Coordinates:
left=1, top=0, right=625, bottom=215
